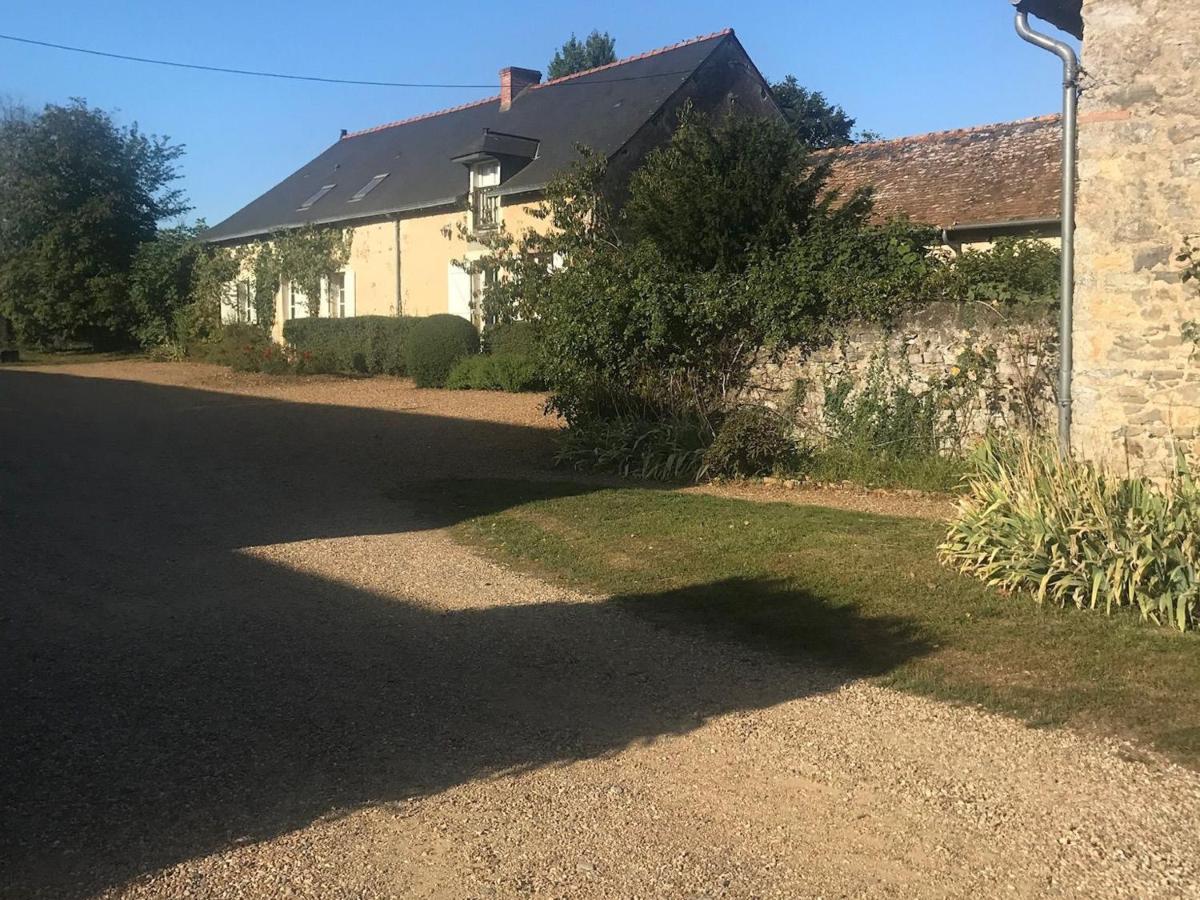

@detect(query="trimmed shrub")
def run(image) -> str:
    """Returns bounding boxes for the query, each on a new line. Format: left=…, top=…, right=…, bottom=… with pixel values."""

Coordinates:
left=702, top=407, right=801, bottom=478
left=283, top=315, right=414, bottom=375
left=940, top=437, right=1200, bottom=632
left=197, top=323, right=280, bottom=372
left=406, top=315, right=480, bottom=388
left=484, top=320, right=539, bottom=356
left=446, top=352, right=544, bottom=392
left=555, top=415, right=708, bottom=481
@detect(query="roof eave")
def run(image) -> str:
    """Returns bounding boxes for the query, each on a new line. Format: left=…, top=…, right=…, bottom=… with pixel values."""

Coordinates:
left=202, top=196, right=463, bottom=244
left=1014, top=0, right=1083, bottom=39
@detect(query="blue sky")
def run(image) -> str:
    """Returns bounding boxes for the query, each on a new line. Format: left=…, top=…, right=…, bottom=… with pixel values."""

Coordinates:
left=0, top=1, right=1078, bottom=226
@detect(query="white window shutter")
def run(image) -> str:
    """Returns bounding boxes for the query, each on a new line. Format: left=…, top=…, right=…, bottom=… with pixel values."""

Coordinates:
left=344, top=270, right=356, bottom=317
left=221, top=280, right=237, bottom=323
left=247, top=276, right=258, bottom=323
left=447, top=264, right=471, bottom=321
left=319, top=277, right=330, bottom=318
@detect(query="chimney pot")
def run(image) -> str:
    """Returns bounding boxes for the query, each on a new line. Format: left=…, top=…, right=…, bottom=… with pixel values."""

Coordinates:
left=339, top=128, right=348, bottom=139
left=499, top=67, right=541, bottom=111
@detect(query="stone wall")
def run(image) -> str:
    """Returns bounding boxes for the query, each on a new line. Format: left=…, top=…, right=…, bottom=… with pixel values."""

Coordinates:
left=1071, top=0, right=1200, bottom=474
left=749, top=303, right=1058, bottom=447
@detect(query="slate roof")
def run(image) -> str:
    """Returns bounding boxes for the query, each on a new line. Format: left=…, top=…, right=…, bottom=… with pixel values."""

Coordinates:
left=817, top=115, right=1062, bottom=231
left=204, top=30, right=734, bottom=243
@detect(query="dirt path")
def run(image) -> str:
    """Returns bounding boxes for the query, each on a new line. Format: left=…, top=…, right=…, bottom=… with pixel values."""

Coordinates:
left=3, top=361, right=1198, bottom=899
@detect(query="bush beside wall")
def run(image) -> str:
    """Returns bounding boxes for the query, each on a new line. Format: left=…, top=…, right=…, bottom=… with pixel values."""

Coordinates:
left=445, top=352, right=544, bottom=392
left=406, top=315, right=480, bottom=388
left=283, top=316, right=415, bottom=375
left=940, top=437, right=1200, bottom=632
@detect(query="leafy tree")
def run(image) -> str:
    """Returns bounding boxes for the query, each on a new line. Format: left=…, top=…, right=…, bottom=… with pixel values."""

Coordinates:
left=769, top=76, right=862, bottom=149
left=0, top=100, right=189, bottom=347
left=470, top=108, right=933, bottom=425
left=547, top=30, right=616, bottom=79
left=128, top=222, right=204, bottom=348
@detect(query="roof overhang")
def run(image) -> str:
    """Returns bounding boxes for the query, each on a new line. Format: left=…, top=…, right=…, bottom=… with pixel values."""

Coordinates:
left=201, top=196, right=461, bottom=244
left=1013, top=0, right=1083, bottom=39
left=450, top=129, right=540, bottom=166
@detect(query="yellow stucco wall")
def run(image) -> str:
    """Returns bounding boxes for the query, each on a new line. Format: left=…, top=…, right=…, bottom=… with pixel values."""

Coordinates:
left=347, top=220, right=400, bottom=317
left=398, top=210, right=468, bottom=317
left=236, top=198, right=551, bottom=340
left=396, top=200, right=550, bottom=319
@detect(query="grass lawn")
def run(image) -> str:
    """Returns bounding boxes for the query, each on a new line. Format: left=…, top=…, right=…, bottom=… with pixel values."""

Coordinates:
left=418, top=479, right=1200, bottom=769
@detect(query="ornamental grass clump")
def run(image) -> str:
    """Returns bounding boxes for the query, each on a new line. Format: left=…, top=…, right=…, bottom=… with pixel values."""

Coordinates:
left=939, top=437, right=1200, bottom=632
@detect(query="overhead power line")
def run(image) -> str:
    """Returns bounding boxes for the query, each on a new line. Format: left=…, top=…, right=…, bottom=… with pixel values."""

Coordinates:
left=0, top=33, right=495, bottom=88
left=0, top=32, right=692, bottom=89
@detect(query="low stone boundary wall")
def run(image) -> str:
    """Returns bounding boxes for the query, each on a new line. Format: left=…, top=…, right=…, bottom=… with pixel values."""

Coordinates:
left=748, top=302, right=1059, bottom=444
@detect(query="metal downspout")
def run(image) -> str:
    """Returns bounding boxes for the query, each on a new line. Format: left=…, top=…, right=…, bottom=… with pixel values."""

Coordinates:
left=1015, top=8, right=1079, bottom=453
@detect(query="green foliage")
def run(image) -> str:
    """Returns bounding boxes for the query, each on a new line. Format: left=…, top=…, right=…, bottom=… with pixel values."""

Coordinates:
left=484, top=320, right=539, bottom=356
left=821, top=350, right=953, bottom=460
left=554, top=415, right=709, bottom=481
left=0, top=99, right=189, bottom=348
left=282, top=315, right=415, bottom=375
left=445, top=352, right=543, bottom=392
left=270, top=226, right=352, bottom=317
left=941, top=437, right=1200, bottom=632
left=547, top=30, right=616, bottom=79
left=702, top=407, right=802, bottom=478
left=406, top=314, right=480, bottom=388
left=802, top=447, right=968, bottom=493
left=128, top=223, right=204, bottom=349
left=184, top=245, right=241, bottom=350
left=769, top=75, right=861, bottom=149
left=196, top=322, right=289, bottom=373
left=475, top=108, right=933, bottom=428
left=930, top=237, right=1060, bottom=308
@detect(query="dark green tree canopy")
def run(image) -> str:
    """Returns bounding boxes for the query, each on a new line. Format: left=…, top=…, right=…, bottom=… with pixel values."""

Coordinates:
left=769, top=76, right=864, bottom=149
left=470, top=108, right=931, bottom=424
left=547, top=30, right=617, bottom=79
left=0, top=99, right=188, bottom=347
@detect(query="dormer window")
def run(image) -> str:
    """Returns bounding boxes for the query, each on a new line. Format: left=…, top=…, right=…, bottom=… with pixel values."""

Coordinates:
left=299, top=184, right=335, bottom=210
left=470, top=161, right=500, bottom=232
left=348, top=173, right=388, bottom=202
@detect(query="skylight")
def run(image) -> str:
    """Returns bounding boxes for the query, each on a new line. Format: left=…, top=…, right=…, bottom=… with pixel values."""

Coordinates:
left=298, top=184, right=336, bottom=210
left=348, top=173, right=388, bottom=202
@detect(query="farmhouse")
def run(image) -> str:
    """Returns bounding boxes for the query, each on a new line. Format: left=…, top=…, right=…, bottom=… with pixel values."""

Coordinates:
left=203, top=29, right=779, bottom=337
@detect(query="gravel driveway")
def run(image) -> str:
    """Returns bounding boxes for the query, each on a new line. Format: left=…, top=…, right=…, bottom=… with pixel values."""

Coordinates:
left=2, top=361, right=1198, bottom=899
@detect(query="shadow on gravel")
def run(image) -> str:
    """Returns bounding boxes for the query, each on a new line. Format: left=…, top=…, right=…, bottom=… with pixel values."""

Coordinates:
left=0, top=370, right=928, bottom=898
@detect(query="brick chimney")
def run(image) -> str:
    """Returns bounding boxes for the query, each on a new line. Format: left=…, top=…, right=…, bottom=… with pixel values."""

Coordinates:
left=499, top=67, right=541, bottom=111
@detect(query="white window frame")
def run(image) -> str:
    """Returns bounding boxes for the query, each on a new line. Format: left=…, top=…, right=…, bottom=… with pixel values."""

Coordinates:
left=327, top=272, right=346, bottom=318
left=348, top=173, right=388, bottom=203
left=288, top=280, right=309, bottom=319
left=469, top=161, right=501, bottom=233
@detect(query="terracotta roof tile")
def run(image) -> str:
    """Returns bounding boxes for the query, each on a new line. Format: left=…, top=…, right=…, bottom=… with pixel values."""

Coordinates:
left=817, top=114, right=1062, bottom=229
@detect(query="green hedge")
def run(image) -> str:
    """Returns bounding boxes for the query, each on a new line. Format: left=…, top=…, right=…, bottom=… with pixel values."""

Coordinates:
left=282, top=316, right=415, bottom=375
left=445, top=352, right=544, bottom=392
left=406, top=315, right=480, bottom=387
left=484, top=320, right=538, bottom=356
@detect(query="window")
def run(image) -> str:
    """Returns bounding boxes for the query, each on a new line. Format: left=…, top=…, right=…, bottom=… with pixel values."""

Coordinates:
left=470, top=161, right=501, bottom=232
left=469, top=266, right=497, bottom=328
left=288, top=280, right=308, bottom=319
left=473, top=189, right=499, bottom=230
left=235, top=280, right=254, bottom=323
left=327, top=273, right=346, bottom=318
left=298, top=184, right=336, bottom=210
left=348, top=173, right=387, bottom=202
